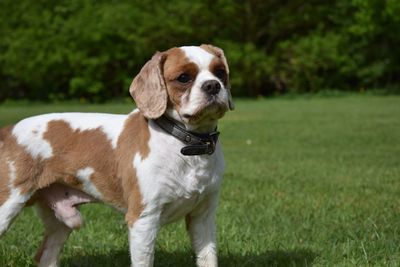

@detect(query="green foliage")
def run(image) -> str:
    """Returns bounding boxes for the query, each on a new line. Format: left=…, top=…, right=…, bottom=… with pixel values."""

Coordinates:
left=276, top=33, right=346, bottom=92
left=0, top=0, right=399, bottom=101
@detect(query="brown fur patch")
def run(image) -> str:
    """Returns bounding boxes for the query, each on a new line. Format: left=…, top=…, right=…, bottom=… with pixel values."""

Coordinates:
left=202, top=44, right=235, bottom=110
left=201, top=44, right=230, bottom=74
left=1, top=126, right=38, bottom=204
left=209, top=57, right=229, bottom=86
left=200, top=44, right=223, bottom=58
left=0, top=129, right=42, bottom=195
left=40, top=120, right=125, bottom=208
left=0, top=161, right=9, bottom=206
left=163, top=48, right=199, bottom=110
left=1, top=111, right=150, bottom=228
left=0, top=126, right=13, bottom=205
left=129, top=52, right=168, bottom=119
left=116, top=113, right=150, bottom=226
left=1, top=127, right=79, bottom=199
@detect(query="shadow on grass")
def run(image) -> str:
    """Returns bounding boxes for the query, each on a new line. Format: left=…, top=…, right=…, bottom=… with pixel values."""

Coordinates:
left=62, top=248, right=317, bottom=267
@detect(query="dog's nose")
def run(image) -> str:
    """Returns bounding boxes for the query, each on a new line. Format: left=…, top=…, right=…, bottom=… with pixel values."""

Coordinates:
left=201, top=80, right=221, bottom=95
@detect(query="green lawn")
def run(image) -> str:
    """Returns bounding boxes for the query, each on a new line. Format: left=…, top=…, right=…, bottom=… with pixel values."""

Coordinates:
left=1, top=95, right=400, bottom=266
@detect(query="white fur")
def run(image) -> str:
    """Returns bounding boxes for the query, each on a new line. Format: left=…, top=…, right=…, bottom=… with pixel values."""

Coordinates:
left=129, top=214, right=160, bottom=266
left=126, top=47, right=228, bottom=266
left=12, top=113, right=127, bottom=159
left=187, top=193, right=219, bottom=267
left=36, top=203, right=72, bottom=267
left=135, top=121, right=223, bottom=211
left=76, top=167, right=102, bottom=199
left=181, top=46, right=214, bottom=68
left=128, top=120, right=224, bottom=266
left=12, top=117, right=54, bottom=159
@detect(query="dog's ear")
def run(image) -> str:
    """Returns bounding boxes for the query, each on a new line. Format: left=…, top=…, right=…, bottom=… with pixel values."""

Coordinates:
left=129, top=52, right=168, bottom=119
left=200, top=44, right=235, bottom=110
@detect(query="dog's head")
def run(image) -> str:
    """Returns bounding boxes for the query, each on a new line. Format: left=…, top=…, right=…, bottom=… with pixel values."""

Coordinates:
left=130, top=45, right=234, bottom=132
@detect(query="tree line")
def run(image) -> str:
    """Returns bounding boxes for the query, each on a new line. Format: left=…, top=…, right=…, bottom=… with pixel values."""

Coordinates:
left=0, top=0, right=399, bottom=102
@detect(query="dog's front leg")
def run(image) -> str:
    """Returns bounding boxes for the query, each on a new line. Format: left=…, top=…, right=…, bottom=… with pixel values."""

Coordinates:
left=128, top=213, right=160, bottom=267
left=186, top=192, right=219, bottom=267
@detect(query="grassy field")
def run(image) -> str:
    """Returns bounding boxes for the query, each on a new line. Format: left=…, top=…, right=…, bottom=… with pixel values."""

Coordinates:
left=0, top=95, right=399, bottom=266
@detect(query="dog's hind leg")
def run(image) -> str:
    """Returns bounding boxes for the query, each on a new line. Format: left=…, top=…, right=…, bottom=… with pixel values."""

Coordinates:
left=35, top=202, right=73, bottom=267
left=0, top=160, right=32, bottom=236
left=0, top=192, right=30, bottom=236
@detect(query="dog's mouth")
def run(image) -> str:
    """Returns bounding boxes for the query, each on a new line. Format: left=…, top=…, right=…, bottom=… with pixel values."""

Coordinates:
left=181, top=100, right=228, bottom=123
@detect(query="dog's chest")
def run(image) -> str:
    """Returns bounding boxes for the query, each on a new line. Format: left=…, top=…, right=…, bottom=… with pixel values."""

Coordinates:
left=160, top=157, right=221, bottom=224
left=135, top=130, right=224, bottom=224
left=160, top=192, right=202, bottom=225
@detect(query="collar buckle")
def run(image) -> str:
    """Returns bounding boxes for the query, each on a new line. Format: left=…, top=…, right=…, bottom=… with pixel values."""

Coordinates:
left=204, top=140, right=214, bottom=155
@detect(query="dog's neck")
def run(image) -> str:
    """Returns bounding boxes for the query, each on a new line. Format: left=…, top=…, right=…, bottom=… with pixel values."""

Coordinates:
left=164, top=109, right=219, bottom=134
left=153, top=115, right=220, bottom=156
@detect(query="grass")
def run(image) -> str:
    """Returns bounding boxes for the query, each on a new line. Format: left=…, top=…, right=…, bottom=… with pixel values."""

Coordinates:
left=1, top=95, right=400, bottom=266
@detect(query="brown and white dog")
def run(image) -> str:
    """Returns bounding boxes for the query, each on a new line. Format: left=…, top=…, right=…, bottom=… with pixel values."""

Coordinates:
left=0, top=45, right=234, bottom=267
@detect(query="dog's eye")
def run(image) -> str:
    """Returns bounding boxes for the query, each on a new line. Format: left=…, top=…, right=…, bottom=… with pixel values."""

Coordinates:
left=214, top=68, right=226, bottom=80
left=177, top=73, right=191, bottom=83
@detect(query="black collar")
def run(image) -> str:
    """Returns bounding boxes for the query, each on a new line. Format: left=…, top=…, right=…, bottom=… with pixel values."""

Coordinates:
left=153, top=116, right=220, bottom=156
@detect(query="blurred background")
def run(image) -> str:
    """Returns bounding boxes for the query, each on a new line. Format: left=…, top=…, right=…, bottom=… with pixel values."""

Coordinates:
left=1, top=0, right=399, bottom=102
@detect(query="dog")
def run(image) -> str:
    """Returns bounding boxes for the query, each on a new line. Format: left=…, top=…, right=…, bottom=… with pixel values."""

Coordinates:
left=0, top=44, right=234, bottom=267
